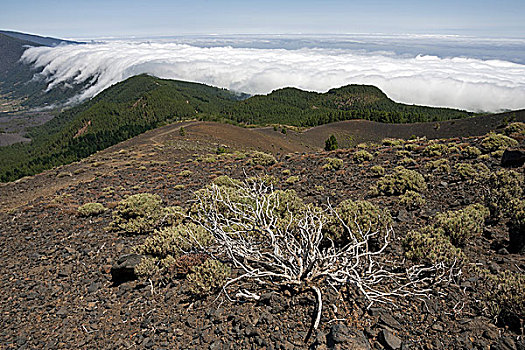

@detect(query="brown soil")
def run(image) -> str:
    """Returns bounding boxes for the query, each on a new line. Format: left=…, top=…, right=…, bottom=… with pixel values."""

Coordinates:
left=0, top=115, right=524, bottom=349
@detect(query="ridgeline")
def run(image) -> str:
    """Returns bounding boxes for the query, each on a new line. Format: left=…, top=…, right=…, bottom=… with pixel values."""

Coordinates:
left=0, top=74, right=474, bottom=182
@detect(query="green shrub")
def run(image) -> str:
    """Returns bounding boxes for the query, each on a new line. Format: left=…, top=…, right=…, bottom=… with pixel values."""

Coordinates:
left=249, top=151, right=277, bottom=166
left=134, top=223, right=213, bottom=258
left=370, top=165, right=385, bottom=177
left=423, top=143, right=448, bottom=157
left=282, top=169, right=291, bottom=176
left=508, top=199, right=525, bottom=253
left=461, top=146, right=482, bottom=159
left=179, top=126, right=186, bottom=136
left=399, top=157, right=416, bottom=167
left=353, top=150, right=373, bottom=163
left=504, top=122, right=525, bottom=136
left=285, top=175, right=300, bottom=184
left=425, top=159, right=451, bottom=173
left=403, top=226, right=464, bottom=265
left=485, top=271, right=525, bottom=331
left=212, top=175, right=242, bottom=188
left=373, top=166, right=427, bottom=196
left=396, top=150, right=411, bottom=157
left=382, top=138, right=403, bottom=147
left=399, top=191, right=425, bottom=210
left=484, top=169, right=524, bottom=218
left=325, top=135, right=338, bottom=151
left=178, top=170, right=193, bottom=177
left=322, top=157, right=344, bottom=171
left=455, top=163, right=476, bottom=180
left=134, top=257, right=160, bottom=277
left=186, top=259, right=231, bottom=294
left=434, top=204, right=489, bottom=246
left=110, top=193, right=164, bottom=234
left=480, top=132, right=518, bottom=153
left=325, top=200, right=392, bottom=246
left=77, top=202, right=106, bottom=217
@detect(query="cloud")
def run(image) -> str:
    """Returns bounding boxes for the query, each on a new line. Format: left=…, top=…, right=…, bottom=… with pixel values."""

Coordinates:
left=21, top=40, right=525, bottom=112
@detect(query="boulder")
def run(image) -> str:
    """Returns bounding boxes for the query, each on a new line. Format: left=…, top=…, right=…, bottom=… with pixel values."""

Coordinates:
left=111, top=254, right=144, bottom=284
left=501, top=149, right=525, bottom=167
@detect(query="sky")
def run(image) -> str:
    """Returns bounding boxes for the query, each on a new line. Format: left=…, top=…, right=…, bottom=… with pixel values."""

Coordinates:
left=1, top=0, right=524, bottom=39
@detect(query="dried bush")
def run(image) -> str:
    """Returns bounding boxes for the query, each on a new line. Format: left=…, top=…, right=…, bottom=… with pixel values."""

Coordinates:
left=372, top=166, right=427, bottom=196
left=399, top=191, right=425, bottom=210
left=483, top=169, right=523, bottom=219
left=189, top=178, right=452, bottom=329
left=353, top=150, right=374, bottom=163
left=77, top=202, right=106, bottom=217
left=480, top=132, right=518, bottom=153
left=434, top=204, right=489, bottom=247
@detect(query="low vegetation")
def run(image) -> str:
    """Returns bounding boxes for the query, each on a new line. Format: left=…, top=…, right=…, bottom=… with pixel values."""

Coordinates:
left=77, top=202, right=106, bottom=217
left=371, top=166, right=426, bottom=195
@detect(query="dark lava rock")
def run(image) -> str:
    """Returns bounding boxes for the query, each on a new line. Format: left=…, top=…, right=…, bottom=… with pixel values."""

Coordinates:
left=111, top=254, right=144, bottom=284
left=379, top=329, right=402, bottom=350
left=327, top=324, right=370, bottom=350
left=501, top=149, right=525, bottom=167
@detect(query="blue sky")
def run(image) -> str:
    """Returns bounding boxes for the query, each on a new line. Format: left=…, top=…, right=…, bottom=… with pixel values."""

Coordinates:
left=1, top=0, right=524, bottom=38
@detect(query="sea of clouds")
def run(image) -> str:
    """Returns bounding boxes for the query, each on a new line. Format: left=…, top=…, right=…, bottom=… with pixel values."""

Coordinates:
left=21, top=35, right=525, bottom=112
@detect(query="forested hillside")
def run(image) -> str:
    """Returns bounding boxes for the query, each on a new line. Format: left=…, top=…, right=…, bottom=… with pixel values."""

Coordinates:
left=0, top=74, right=475, bottom=182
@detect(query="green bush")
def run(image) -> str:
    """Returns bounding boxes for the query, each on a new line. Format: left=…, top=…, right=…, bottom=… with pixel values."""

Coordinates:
left=372, top=166, right=427, bottom=196
left=508, top=199, right=525, bottom=253
left=77, top=202, right=106, bottom=217
left=370, top=165, right=385, bottom=177
left=425, top=159, right=451, bottom=173
left=186, top=259, right=231, bottom=294
left=212, top=175, right=242, bottom=188
left=134, top=223, right=213, bottom=258
left=325, top=200, right=392, bottom=246
left=484, top=169, right=524, bottom=219
left=399, top=157, right=416, bottom=167
left=485, top=271, right=525, bottom=331
left=480, top=132, right=518, bottom=153
left=403, top=226, right=464, bottom=265
left=249, top=151, right=277, bottom=166
left=134, top=257, right=160, bottom=277
left=399, top=191, right=425, bottom=210
left=382, top=138, right=403, bottom=147
left=461, top=146, right=482, bottom=159
left=110, top=193, right=164, bottom=234
left=285, top=175, right=300, bottom=184
left=178, top=170, right=193, bottom=177
left=322, top=157, right=344, bottom=171
left=504, top=122, right=525, bottom=136
left=353, top=150, right=373, bottom=163
left=455, top=163, right=476, bottom=180
left=434, top=204, right=489, bottom=246
left=325, top=135, right=338, bottom=151
left=423, top=143, right=448, bottom=157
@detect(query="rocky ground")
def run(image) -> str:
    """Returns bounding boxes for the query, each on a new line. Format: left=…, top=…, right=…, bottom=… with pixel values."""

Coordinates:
left=1, top=120, right=524, bottom=349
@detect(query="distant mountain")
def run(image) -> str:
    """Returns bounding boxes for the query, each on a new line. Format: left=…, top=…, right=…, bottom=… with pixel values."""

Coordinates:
left=0, top=30, right=82, bottom=107
left=0, top=74, right=478, bottom=182
left=0, top=30, right=79, bottom=46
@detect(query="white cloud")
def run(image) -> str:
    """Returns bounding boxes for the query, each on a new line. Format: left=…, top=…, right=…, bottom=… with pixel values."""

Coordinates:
left=21, top=41, right=525, bottom=112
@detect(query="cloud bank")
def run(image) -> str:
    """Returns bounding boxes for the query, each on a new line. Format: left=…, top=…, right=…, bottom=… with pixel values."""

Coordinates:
left=21, top=41, right=525, bottom=112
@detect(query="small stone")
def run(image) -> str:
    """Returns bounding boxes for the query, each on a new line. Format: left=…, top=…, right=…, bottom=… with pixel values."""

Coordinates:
left=87, top=282, right=100, bottom=293
left=497, top=248, right=510, bottom=255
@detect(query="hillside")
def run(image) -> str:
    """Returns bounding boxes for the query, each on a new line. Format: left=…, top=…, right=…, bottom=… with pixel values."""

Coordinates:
left=0, top=30, right=83, bottom=107
left=0, top=118, right=524, bottom=349
left=0, top=74, right=481, bottom=182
